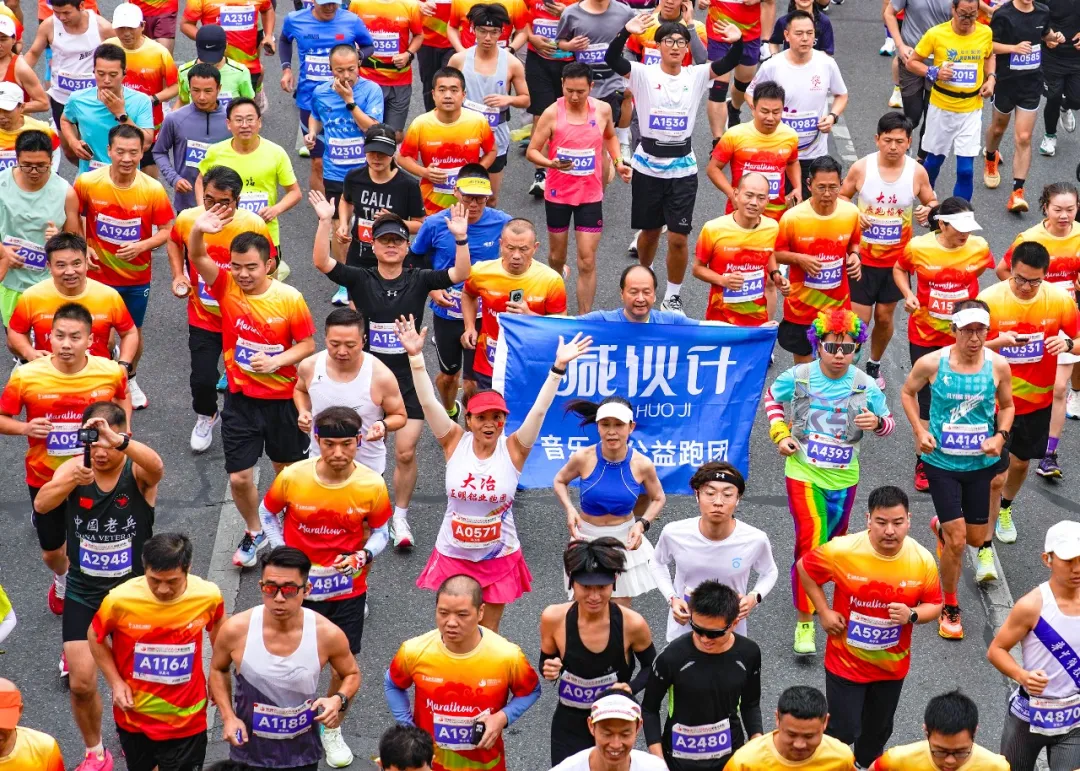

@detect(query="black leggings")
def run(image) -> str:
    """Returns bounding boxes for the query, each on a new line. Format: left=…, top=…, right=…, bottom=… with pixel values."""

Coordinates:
left=825, top=671, right=905, bottom=769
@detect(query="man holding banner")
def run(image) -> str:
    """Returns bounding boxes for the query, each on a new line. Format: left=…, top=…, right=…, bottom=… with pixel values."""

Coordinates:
left=579, top=265, right=700, bottom=326
left=764, top=309, right=895, bottom=656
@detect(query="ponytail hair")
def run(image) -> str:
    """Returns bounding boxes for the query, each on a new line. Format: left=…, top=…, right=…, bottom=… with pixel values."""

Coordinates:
left=564, top=395, right=634, bottom=427
left=927, top=196, right=973, bottom=232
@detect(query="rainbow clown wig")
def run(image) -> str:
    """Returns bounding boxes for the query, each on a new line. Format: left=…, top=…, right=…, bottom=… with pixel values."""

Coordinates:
left=805, top=309, right=869, bottom=354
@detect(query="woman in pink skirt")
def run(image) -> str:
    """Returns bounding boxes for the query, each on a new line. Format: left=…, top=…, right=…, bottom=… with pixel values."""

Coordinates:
left=395, top=315, right=592, bottom=632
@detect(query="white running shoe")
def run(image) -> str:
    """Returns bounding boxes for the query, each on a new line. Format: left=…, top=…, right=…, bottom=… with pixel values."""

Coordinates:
left=888, top=85, right=902, bottom=108
left=1040, top=135, right=1058, bottom=156
left=320, top=726, right=354, bottom=768
left=331, top=286, right=349, bottom=306
left=1064, top=110, right=1076, bottom=133
left=392, top=516, right=414, bottom=549
left=1068, top=389, right=1080, bottom=420
left=661, top=295, right=685, bottom=315
left=129, top=376, right=148, bottom=410
left=627, top=231, right=640, bottom=259
left=880, top=37, right=896, bottom=55
left=190, top=413, right=218, bottom=453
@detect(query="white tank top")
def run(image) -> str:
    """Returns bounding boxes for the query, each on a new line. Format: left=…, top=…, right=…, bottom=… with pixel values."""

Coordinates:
left=239, top=606, right=321, bottom=707
left=1021, top=582, right=1080, bottom=699
left=48, top=11, right=102, bottom=104
left=858, top=151, right=917, bottom=219
left=435, top=433, right=521, bottom=561
left=307, top=350, right=386, bottom=475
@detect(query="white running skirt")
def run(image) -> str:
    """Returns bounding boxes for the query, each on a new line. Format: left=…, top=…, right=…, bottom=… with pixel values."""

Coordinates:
left=567, top=519, right=657, bottom=599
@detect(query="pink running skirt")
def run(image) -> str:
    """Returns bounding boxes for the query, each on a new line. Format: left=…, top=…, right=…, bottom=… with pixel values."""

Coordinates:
left=416, top=548, right=533, bottom=604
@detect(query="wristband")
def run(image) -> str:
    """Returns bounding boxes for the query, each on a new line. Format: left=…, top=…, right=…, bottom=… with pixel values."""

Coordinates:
left=551, top=364, right=567, bottom=376
left=455, top=238, right=469, bottom=245
left=116, top=434, right=131, bottom=452
left=634, top=516, right=651, bottom=533
left=986, top=72, right=997, bottom=79
left=927, top=65, right=940, bottom=82
left=769, top=422, right=792, bottom=444
left=408, top=353, right=425, bottom=368
left=995, top=428, right=1011, bottom=443
left=118, top=360, right=133, bottom=374
left=827, top=111, right=838, bottom=122
left=1067, top=338, right=1075, bottom=352
left=346, top=102, right=357, bottom=111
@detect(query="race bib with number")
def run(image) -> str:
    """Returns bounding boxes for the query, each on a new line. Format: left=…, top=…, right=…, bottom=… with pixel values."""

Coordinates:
left=555, top=147, right=596, bottom=176
left=846, top=610, right=902, bottom=650
left=196, top=275, right=218, bottom=308
left=95, top=214, right=141, bottom=245
left=185, top=140, right=210, bottom=168
left=219, top=4, right=256, bottom=31
left=56, top=70, right=95, bottom=95
left=433, top=166, right=462, bottom=195
left=444, top=286, right=464, bottom=318
left=647, top=108, right=689, bottom=134
left=46, top=421, right=81, bottom=456
left=89, top=160, right=109, bottom=170
left=369, top=320, right=405, bottom=355
left=940, top=421, right=989, bottom=456
left=252, top=702, right=316, bottom=740
left=355, top=217, right=373, bottom=243
left=576, top=43, right=607, bottom=64
left=485, top=335, right=497, bottom=366
left=643, top=48, right=661, bottom=65
left=234, top=336, right=284, bottom=371
left=804, top=258, right=843, bottom=291
left=804, top=433, right=854, bottom=469
left=326, top=136, right=366, bottom=166
left=557, top=671, right=617, bottom=709
left=0, top=150, right=15, bottom=170
left=1030, top=694, right=1080, bottom=736
left=1000, top=332, right=1045, bottom=364
left=671, top=721, right=733, bottom=760
left=464, top=99, right=501, bottom=129
left=238, top=192, right=270, bottom=214
left=762, top=171, right=782, bottom=198
left=3, top=236, right=46, bottom=270
left=782, top=111, right=819, bottom=149
left=78, top=538, right=133, bottom=578
left=928, top=285, right=969, bottom=320
left=532, top=18, right=558, bottom=37
left=450, top=511, right=502, bottom=549
left=133, top=642, right=196, bottom=685
left=722, top=268, right=764, bottom=303
left=308, top=564, right=354, bottom=601
left=1010, top=44, right=1041, bottom=71
left=372, top=31, right=401, bottom=56
left=862, top=217, right=902, bottom=245
left=950, top=62, right=978, bottom=86
left=303, top=53, right=332, bottom=81
left=218, top=91, right=236, bottom=109
left=433, top=712, right=480, bottom=750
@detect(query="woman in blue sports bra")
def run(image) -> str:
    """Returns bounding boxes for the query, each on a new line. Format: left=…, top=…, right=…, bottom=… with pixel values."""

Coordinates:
left=553, top=396, right=666, bottom=604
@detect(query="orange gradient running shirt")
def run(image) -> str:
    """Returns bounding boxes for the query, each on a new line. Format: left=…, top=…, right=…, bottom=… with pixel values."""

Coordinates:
left=7, top=278, right=135, bottom=359
left=712, top=122, right=800, bottom=221
left=777, top=200, right=861, bottom=326
left=696, top=213, right=779, bottom=326
left=399, top=110, right=495, bottom=214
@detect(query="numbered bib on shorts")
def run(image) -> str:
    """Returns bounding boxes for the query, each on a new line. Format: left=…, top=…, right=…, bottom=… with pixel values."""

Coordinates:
left=369, top=320, right=405, bottom=355
left=862, top=217, right=902, bottom=246
left=235, top=336, right=284, bottom=371
left=1029, top=694, right=1080, bottom=736
left=1010, top=44, right=1040, bottom=71
left=185, top=140, right=210, bottom=168
left=433, top=712, right=479, bottom=750
left=238, top=192, right=270, bottom=214
left=557, top=671, right=617, bottom=709
left=671, top=720, right=732, bottom=760
left=133, top=642, right=196, bottom=684
left=95, top=214, right=141, bottom=245
left=308, top=564, right=354, bottom=601
left=940, top=421, right=988, bottom=456
left=532, top=18, right=558, bottom=37
left=252, top=701, right=316, bottom=739
left=78, top=538, right=133, bottom=578
left=950, top=62, right=978, bottom=86
left=327, top=136, right=366, bottom=166
left=464, top=99, right=501, bottom=129
left=303, top=53, right=332, bottom=81
left=804, top=258, right=843, bottom=291
left=1000, top=332, right=1045, bottom=364
left=576, top=44, right=607, bottom=64
left=196, top=275, right=218, bottom=307
left=722, top=268, right=764, bottom=303
left=56, top=70, right=95, bottom=95
left=372, top=31, right=401, bottom=56
left=219, top=5, right=256, bottom=31
left=433, top=166, right=462, bottom=195
left=643, top=48, right=661, bottom=65
left=450, top=511, right=502, bottom=549
left=555, top=147, right=596, bottom=177
left=3, top=236, right=46, bottom=270
left=0, top=149, right=16, bottom=171
left=647, top=108, right=689, bottom=134
left=803, top=432, right=854, bottom=469
left=782, top=110, right=819, bottom=149
left=46, top=420, right=81, bottom=456
left=928, top=285, right=968, bottom=320
left=845, top=610, right=901, bottom=650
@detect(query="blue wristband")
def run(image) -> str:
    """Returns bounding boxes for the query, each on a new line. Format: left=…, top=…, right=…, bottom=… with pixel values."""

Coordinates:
left=927, top=65, right=940, bottom=81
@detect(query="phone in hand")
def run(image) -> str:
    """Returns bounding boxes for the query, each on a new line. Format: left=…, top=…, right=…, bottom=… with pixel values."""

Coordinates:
left=509, top=289, right=524, bottom=304
left=471, top=719, right=487, bottom=746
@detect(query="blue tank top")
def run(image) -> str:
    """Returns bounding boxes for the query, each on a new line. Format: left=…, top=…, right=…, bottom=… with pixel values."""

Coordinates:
left=925, top=346, right=999, bottom=472
left=580, top=446, right=644, bottom=517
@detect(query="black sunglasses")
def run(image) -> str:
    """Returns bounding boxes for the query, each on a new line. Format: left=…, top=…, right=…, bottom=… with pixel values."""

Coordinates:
left=821, top=341, right=857, bottom=356
left=690, top=617, right=733, bottom=639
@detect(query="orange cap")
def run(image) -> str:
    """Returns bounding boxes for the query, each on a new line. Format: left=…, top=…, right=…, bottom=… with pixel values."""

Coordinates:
left=0, top=681, right=22, bottom=730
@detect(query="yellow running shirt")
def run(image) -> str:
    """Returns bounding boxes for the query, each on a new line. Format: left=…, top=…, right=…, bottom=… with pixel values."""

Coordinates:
left=871, top=740, right=1009, bottom=770
left=914, top=21, right=993, bottom=113
left=728, top=731, right=855, bottom=769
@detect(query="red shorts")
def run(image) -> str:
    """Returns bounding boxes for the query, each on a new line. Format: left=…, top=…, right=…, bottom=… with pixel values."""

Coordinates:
left=143, top=12, right=177, bottom=39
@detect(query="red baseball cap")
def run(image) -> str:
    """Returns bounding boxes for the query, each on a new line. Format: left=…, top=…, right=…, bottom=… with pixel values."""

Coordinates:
left=467, top=391, right=509, bottom=416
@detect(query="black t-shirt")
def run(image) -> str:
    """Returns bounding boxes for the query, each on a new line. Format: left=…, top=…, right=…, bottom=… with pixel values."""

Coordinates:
left=1046, top=0, right=1080, bottom=60
left=341, top=167, right=425, bottom=268
left=326, top=262, right=453, bottom=368
left=992, top=1, right=1051, bottom=79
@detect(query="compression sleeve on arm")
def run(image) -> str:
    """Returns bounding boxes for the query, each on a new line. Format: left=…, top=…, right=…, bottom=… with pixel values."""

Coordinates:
left=383, top=670, right=416, bottom=725
left=366, top=524, right=389, bottom=558
left=629, top=643, right=657, bottom=694
left=740, top=656, right=764, bottom=736
left=513, top=370, right=563, bottom=448
left=279, top=35, right=294, bottom=69
left=502, top=681, right=542, bottom=726
left=689, top=30, right=708, bottom=64
left=605, top=29, right=633, bottom=76
left=258, top=502, right=285, bottom=547
left=710, top=39, right=744, bottom=77
left=641, top=658, right=666, bottom=746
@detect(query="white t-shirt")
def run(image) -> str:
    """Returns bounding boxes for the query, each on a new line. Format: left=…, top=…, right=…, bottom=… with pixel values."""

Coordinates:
left=627, top=61, right=714, bottom=180
left=552, top=748, right=669, bottom=771
left=747, top=50, right=848, bottom=159
left=649, top=517, right=778, bottom=641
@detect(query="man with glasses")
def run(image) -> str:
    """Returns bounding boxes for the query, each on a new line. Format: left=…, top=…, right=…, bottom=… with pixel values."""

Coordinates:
left=797, top=485, right=942, bottom=771
left=979, top=242, right=1080, bottom=549
left=640, top=580, right=763, bottom=768
left=901, top=299, right=1014, bottom=640
left=871, top=690, right=1008, bottom=770
left=209, top=546, right=360, bottom=771
left=765, top=308, right=894, bottom=656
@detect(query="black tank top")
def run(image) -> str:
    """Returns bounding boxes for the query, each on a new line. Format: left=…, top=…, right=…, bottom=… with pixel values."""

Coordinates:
left=65, top=459, right=155, bottom=607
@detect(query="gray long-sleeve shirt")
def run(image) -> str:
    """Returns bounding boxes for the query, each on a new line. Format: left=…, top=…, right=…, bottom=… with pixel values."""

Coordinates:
left=151, top=103, right=230, bottom=212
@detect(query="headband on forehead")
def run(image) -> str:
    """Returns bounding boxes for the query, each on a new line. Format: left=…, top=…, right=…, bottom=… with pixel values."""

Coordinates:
left=314, top=425, right=362, bottom=439
left=704, top=469, right=745, bottom=494
left=952, top=307, right=990, bottom=328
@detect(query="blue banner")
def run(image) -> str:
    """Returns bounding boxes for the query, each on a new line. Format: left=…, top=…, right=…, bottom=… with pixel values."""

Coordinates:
left=492, top=316, right=777, bottom=494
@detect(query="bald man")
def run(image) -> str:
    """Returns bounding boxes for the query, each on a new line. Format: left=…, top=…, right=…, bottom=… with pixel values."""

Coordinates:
left=579, top=264, right=703, bottom=325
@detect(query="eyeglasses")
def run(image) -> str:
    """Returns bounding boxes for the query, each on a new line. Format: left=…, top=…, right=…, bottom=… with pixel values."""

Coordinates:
left=258, top=581, right=305, bottom=598
left=954, top=326, right=988, bottom=337
left=1012, top=275, right=1044, bottom=288
left=230, top=116, right=259, bottom=126
left=956, top=12, right=978, bottom=19
left=203, top=195, right=235, bottom=209
left=18, top=163, right=49, bottom=173
left=690, top=617, right=732, bottom=639
left=660, top=37, right=688, bottom=48
left=929, top=747, right=973, bottom=760
left=821, top=341, right=858, bottom=355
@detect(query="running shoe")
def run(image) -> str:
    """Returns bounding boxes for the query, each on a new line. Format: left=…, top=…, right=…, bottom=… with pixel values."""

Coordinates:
left=48, top=582, right=64, bottom=615
left=529, top=169, right=546, bottom=197
left=975, top=546, right=998, bottom=582
left=129, top=376, right=148, bottom=411
left=793, top=621, right=816, bottom=655
left=627, top=231, right=639, bottom=260
left=996, top=505, right=1017, bottom=543
left=1007, top=188, right=1029, bottom=213
left=392, top=516, right=414, bottom=550
left=726, top=100, right=742, bottom=128
left=914, top=459, right=929, bottom=492
left=75, top=748, right=114, bottom=771
left=447, top=399, right=462, bottom=422
left=320, top=726, right=354, bottom=768
left=879, top=37, right=895, bottom=55
left=254, top=88, right=268, bottom=113
left=232, top=530, right=267, bottom=568
left=888, top=86, right=902, bottom=108
left=983, top=151, right=1001, bottom=188
left=1037, top=452, right=1063, bottom=479
left=59, top=652, right=69, bottom=678
left=331, top=286, right=349, bottom=306
left=1068, top=389, right=1080, bottom=419
left=865, top=361, right=886, bottom=390
left=509, top=124, right=532, bottom=144
left=190, top=413, right=218, bottom=454
left=938, top=604, right=964, bottom=640
left=298, top=145, right=310, bottom=158
left=216, top=373, right=228, bottom=392
left=661, top=295, right=685, bottom=315
left=1064, top=109, right=1076, bottom=133
left=1040, top=134, right=1058, bottom=156
left=929, top=515, right=943, bottom=561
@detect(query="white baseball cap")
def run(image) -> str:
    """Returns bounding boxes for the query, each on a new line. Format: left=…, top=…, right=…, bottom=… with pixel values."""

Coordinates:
left=936, top=210, right=982, bottom=233
left=0, top=15, right=15, bottom=37
left=112, top=3, right=144, bottom=29
left=590, top=694, right=641, bottom=724
left=0, top=82, right=23, bottom=112
left=1045, top=521, right=1080, bottom=560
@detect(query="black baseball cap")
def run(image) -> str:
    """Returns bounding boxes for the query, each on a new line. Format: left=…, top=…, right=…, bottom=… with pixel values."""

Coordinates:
left=196, top=25, right=228, bottom=64
left=364, top=124, right=398, bottom=156
left=372, top=219, right=410, bottom=241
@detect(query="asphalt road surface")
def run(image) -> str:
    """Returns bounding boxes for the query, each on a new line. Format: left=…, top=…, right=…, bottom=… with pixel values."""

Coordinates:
left=3, top=0, right=1080, bottom=768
